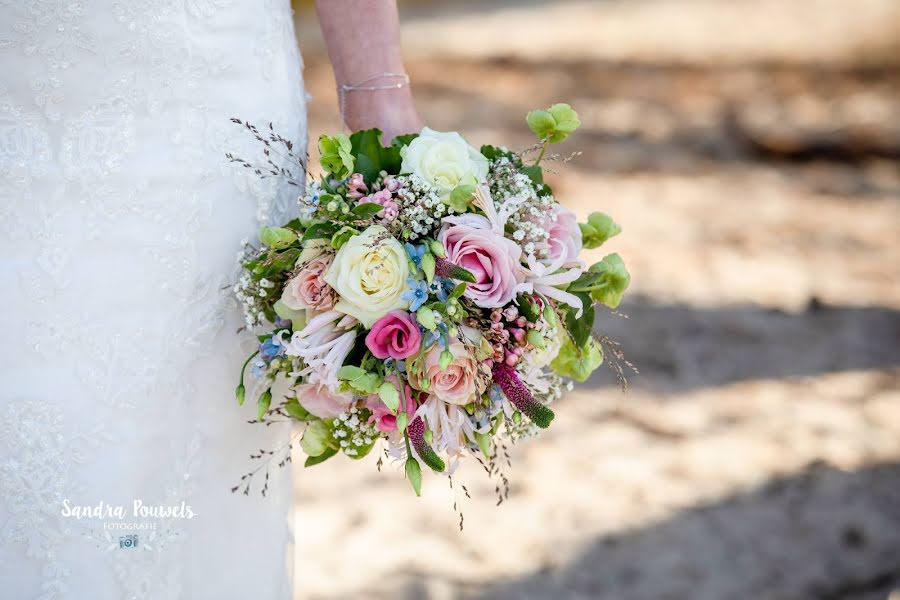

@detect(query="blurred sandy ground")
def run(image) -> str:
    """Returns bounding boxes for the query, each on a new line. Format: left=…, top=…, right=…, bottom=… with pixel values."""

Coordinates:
left=289, top=1, right=900, bottom=598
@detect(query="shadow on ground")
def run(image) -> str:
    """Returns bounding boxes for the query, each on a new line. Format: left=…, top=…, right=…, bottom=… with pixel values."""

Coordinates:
left=587, top=297, right=900, bottom=393
left=391, top=463, right=900, bottom=600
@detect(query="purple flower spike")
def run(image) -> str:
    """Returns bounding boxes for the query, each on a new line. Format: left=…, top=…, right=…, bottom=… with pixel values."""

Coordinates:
left=407, top=416, right=445, bottom=472
left=493, top=363, right=555, bottom=428
left=434, top=256, right=477, bottom=283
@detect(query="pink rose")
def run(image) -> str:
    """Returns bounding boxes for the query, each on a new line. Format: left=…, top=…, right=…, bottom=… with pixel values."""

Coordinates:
left=281, top=255, right=335, bottom=311
left=439, top=223, right=524, bottom=308
left=365, top=376, right=419, bottom=433
left=545, top=204, right=582, bottom=266
left=365, top=310, right=422, bottom=360
left=409, top=342, right=477, bottom=405
left=294, top=383, right=353, bottom=419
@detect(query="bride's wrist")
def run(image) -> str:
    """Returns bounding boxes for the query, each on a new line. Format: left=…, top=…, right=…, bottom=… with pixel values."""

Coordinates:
left=342, top=86, right=423, bottom=142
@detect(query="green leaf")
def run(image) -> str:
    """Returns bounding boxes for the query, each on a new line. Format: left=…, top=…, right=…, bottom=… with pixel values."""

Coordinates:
left=304, top=447, right=338, bottom=467
left=318, top=133, right=354, bottom=179
left=446, top=184, right=475, bottom=213
left=475, top=431, right=492, bottom=458
left=352, top=202, right=385, bottom=219
left=301, top=222, right=337, bottom=243
left=300, top=419, right=334, bottom=457
left=337, top=365, right=367, bottom=381
left=330, top=226, right=358, bottom=250
left=378, top=381, right=400, bottom=413
left=284, top=398, right=312, bottom=421
left=391, top=133, right=419, bottom=148
left=448, top=282, right=467, bottom=301
left=256, top=389, right=272, bottom=421
left=421, top=253, right=436, bottom=283
left=479, top=144, right=519, bottom=163
left=517, top=294, right=541, bottom=322
left=564, top=292, right=594, bottom=349
left=580, top=212, right=622, bottom=249
left=550, top=334, right=603, bottom=382
left=520, top=165, right=543, bottom=188
left=527, top=103, right=581, bottom=143
left=405, top=457, right=422, bottom=497
left=567, top=271, right=605, bottom=293
left=588, top=253, right=630, bottom=309
left=349, top=128, right=402, bottom=183
left=259, top=226, right=297, bottom=249
left=274, top=300, right=307, bottom=331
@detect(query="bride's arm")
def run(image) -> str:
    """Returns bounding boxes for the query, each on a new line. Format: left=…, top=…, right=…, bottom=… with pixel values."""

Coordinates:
left=315, top=0, right=423, bottom=141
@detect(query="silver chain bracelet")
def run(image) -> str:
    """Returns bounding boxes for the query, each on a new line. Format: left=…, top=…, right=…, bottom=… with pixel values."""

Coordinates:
left=337, top=72, right=410, bottom=131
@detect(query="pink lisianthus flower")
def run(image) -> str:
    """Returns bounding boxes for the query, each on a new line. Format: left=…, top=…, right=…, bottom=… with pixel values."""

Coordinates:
left=365, top=376, right=419, bottom=433
left=281, top=255, right=335, bottom=311
left=438, top=220, right=524, bottom=309
left=294, top=382, right=354, bottom=419
left=544, top=204, right=583, bottom=266
left=365, top=310, right=422, bottom=360
left=408, top=341, right=478, bottom=406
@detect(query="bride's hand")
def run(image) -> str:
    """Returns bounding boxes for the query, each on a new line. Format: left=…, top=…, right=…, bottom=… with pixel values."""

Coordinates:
left=342, top=86, right=424, bottom=144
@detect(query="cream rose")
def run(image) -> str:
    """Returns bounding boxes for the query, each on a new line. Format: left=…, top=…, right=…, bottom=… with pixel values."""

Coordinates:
left=323, top=225, right=409, bottom=327
left=400, top=127, right=488, bottom=196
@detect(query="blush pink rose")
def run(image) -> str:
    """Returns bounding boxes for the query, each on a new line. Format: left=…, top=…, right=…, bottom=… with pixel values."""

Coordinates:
left=281, top=255, right=335, bottom=311
left=294, top=383, right=353, bottom=419
left=365, top=376, right=419, bottom=433
left=439, top=223, right=524, bottom=308
left=545, top=204, right=583, bottom=265
left=365, top=310, right=422, bottom=360
left=409, top=342, right=477, bottom=406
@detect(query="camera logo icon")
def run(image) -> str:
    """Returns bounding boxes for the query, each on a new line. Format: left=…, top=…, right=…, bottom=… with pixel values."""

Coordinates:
left=119, top=534, right=139, bottom=549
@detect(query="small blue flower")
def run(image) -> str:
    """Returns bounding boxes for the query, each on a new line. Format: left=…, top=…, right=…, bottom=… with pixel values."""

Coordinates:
left=428, top=277, right=455, bottom=302
left=402, top=277, right=429, bottom=312
left=259, top=337, right=284, bottom=361
left=405, top=243, right=428, bottom=270
left=425, top=322, right=450, bottom=348
left=250, top=358, right=268, bottom=378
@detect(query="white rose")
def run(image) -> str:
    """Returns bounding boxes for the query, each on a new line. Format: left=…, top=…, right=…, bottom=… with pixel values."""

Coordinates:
left=400, top=127, right=488, bottom=196
left=323, top=225, right=410, bottom=327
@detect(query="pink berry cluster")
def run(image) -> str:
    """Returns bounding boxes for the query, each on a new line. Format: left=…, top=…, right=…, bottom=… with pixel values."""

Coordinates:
left=484, top=304, right=536, bottom=368
left=348, top=173, right=401, bottom=223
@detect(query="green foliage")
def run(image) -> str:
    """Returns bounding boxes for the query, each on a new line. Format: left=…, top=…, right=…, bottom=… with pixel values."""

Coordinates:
left=391, top=133, right=419, bottom=148
left=405, top=457, right=422, bottom=497
left=479, top=145, right=519, bottom=163
left=330, top=225, right=358, bottom=250
left=580, top=212, right=622, bottom=249
left=304, top=447, right=338, bottom=467
left=551, top=334, right=603, bottom=382
left=475, top=431, right=492, bottom=458
left=283, top=398, right=313, bottom=422
left=318, top=133, right=354, bottom=179
left=587, top=253, right=630, bottom=309
left=351, top=202, right=384, bottom=219
left=564, top=292, right=595, bottom=349
left=526, top=103, right=581, bottom=143
left=349, top=128, right=402, bottom=184
left=446, top=184, right=475, bottom=213
left=258, top=226, right=297, bottom=249
left=337, top=365, right=382, bottom=394
left=300, top=419, right=335, bottom=457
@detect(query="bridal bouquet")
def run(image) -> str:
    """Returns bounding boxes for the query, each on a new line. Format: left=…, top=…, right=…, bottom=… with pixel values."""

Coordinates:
left=232, top=104, right=630, bottom=496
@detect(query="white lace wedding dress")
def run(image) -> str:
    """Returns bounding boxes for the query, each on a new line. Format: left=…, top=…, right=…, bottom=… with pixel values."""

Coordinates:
left=0, top=2, right=307, bottom=598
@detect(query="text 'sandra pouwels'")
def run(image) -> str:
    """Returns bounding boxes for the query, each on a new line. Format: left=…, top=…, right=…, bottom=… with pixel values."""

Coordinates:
left=61, top=499, right=196, bottom=519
